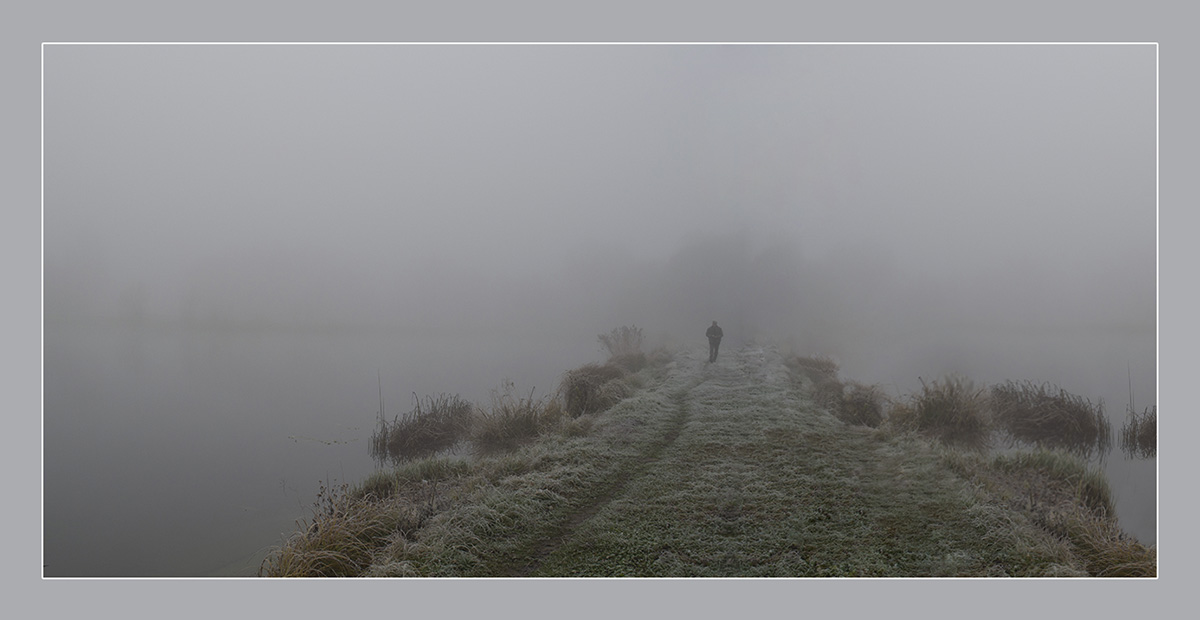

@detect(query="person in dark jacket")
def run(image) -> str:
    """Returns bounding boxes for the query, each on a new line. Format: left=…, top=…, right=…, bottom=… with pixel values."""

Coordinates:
left=706, top=321, right=723, bottom=363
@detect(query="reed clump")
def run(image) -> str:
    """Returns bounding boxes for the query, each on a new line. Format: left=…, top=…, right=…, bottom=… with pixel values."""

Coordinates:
left=991, top=381, right=1112, bottom=458
left=1120, top=405, right=1156, bottom=459
left=839, top=381, right=886, bottom=428
left=471, top=381, right=566, bottom=454
left=888, top=376, right=990, bottom=450
left=369, top=393, right=474, bottom=465
left=559, top=362, right=628, bottom=417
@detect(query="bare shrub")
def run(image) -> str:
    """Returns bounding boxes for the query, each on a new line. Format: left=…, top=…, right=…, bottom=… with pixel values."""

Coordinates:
left=1120, top=405, right=1156, bottom=459
left=991, top=381, right=1112, bottom=459
left=559, top=363, right=627, bottom=417
left=598, top=325, right=643, bottom=358
left=370, top=393, right=474, bottom=465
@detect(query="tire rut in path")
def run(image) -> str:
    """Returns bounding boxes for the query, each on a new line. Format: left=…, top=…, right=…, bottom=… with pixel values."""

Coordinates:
left=500, top=382, right=698, bottom=577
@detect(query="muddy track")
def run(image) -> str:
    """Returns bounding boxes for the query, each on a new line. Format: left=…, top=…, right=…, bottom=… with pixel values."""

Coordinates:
left=500, top=382, right=699, bottom=577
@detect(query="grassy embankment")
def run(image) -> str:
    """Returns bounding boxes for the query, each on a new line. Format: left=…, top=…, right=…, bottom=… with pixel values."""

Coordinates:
left=260, top=331, right=1154, bottom=577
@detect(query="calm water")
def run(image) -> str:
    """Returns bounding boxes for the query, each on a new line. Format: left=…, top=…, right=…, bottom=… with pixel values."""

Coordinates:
left=43, top=322, right=1156, bottom=576
left=43, top=322, right=593, bottom=577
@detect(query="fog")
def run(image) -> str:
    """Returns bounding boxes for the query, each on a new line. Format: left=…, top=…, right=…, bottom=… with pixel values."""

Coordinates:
left=43, top=44, right=1156, bottom=575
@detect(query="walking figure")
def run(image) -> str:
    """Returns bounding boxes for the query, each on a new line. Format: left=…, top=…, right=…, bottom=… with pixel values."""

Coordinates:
left=706, top=321, right=723, bottom=363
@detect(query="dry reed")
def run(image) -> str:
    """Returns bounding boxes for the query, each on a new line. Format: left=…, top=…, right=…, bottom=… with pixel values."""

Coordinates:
left=471, top=381, right=565, bottom=454
left=991, top=381, right=1111, bottom=459
left=369, top=393, right=474, bottom=465
left=1120, top=405, right=1156, bottom=459
left=891, top=376, right=991, bottom=450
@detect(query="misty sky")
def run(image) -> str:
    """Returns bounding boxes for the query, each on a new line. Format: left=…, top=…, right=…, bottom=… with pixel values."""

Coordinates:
left=44, top=44, right=1155, bottom=348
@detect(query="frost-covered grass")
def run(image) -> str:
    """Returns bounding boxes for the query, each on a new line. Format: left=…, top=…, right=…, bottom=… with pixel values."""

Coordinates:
left=536, top=347, right=1082, bottom=577
left=263, top=344, right=1152, bottom=577
left=941, top=447, right=1154, bottom=576
left=261, top=356, right=682, bottom=577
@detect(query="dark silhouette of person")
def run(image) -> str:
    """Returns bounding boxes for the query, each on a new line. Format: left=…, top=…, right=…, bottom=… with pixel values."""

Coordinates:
left=706, top=321, right=723, bottom=363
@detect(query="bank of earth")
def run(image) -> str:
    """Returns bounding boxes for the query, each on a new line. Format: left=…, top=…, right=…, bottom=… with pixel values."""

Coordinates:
left=262, top=344, right=1154, bottom=577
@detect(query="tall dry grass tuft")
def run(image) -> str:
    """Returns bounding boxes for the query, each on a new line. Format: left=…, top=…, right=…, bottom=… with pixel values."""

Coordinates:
left=1120, top=405, right=1156, bottom=459
left=890, top=376, right=991, bottom=450
left=471, top=380, right=565, bottom=454
left=559, top=362, right=628, bottom=417
left=839, top=381, right=886, bottom=428
left=1044, top=507, right=1156, bottom=577
left=370, top=393, right=474, bottom=465
left=261, top=475, right=462, bottom=577
left=598, top=325, right=643, bottom=358
left=991, top=381, right=1112, bottom=459
left=259, top=482, right=395, bottom=577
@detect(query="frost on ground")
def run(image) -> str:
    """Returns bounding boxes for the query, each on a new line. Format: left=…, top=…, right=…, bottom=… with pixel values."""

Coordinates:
left=529, top=343, right=1087, bottom=577
left=271, top=343, right=1129, bottom=577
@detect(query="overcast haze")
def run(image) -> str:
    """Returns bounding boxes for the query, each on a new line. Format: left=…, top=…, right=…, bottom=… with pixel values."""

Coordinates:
left=45, top=45, right=1154, bottom=339
left=42, top=44, right=1156, bottom=574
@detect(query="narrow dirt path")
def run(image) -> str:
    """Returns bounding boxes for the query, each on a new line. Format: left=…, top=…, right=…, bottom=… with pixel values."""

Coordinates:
left=352, top=343, right=1096, bottom=577
left=501, top=346, right=781, bottom=576
left=503, top=379, right=701, bottom=576
left=517, top=344, right=1071, bottom=577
